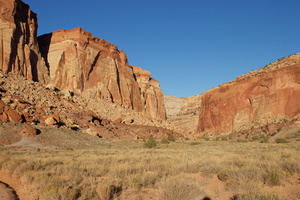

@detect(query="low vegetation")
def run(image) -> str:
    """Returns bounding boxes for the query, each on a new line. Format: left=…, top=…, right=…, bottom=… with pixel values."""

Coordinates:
left=0, top=139, right=299, bottom=199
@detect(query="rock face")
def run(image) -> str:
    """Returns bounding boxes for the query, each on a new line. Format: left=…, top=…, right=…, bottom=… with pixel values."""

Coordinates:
left=0, top=0, right=49, bottom=82
left=38, top=28, right=166, bottom=121
left=164, top=94, right=201, bottom=135
left=196, top=54, right=300, bottom=136
left=132, top=66, right=166, bottom=120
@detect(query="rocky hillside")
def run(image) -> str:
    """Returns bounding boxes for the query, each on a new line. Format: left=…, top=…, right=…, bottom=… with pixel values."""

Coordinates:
left=0, top=70, right=180, bottom=140
left=0, top=0, right=167, bottom=127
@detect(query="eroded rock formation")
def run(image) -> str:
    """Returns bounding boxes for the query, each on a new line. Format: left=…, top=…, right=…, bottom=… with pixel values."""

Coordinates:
left=132, top=66, right=166, bottom=120
left=164, top=94, right=201, bottom=134
left=0, top=0, right=49, bottom=82
left=196, top=54, right=300, bottom=136
left=38, top=28, right=166, bottom=121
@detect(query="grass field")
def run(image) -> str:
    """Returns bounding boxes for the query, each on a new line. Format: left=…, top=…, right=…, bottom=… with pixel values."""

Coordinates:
left=0, top=136, right=299, bottom=200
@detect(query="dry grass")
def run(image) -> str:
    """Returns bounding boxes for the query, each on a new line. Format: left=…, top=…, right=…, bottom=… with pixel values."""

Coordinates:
left=0, top=140, right=299, bottom=199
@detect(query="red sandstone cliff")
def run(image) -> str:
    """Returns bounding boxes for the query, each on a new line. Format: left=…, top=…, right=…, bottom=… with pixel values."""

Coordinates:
left=38, top=28, right=166, bottom=121
left=0, top=0, right=49, bottom=82
left=196, top=54, right=300, bottom=137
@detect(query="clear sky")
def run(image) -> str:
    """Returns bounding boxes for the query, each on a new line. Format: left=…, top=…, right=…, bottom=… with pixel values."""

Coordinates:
left=24, top=0, right=300, bottom=97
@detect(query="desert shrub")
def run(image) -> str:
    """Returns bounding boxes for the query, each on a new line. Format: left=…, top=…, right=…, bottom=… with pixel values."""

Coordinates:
left=275, top=138, right=288, bottom=143
left=218, top=167, right=260, bottom=182
left=144, top=136, right=157, bottom=148
left=259, top=137, right=269, bottom=143
left=281, top=160, right=300, bottom=174
left=263, top=170, right=282, bottom=186
left=160, top=176, right=205, bottom=200
left=167, top=135, right=176, bottom=142
left=161, top=138, right=169, bottom=144
left=231, top=192, right=279, bottom=200
left=189, top=141, right=200, bottom=145
left=217, top=170, right=229, bottom=181
left=97, top=184, right=122, bottom=200
left=271, top=132, right=277, bottom=136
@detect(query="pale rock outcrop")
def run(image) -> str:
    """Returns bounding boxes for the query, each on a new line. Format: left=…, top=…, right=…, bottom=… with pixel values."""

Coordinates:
left=0, top=0, right=49, bottom=82
left=132, top=66, right=166, bottom=120
left=164, top=94, right=201, bottom=134
left=196, top=54, right=300, bottom=136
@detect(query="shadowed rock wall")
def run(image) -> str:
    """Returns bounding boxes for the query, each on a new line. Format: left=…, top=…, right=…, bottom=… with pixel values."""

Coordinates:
left=0, top=0, right=49, bottom=82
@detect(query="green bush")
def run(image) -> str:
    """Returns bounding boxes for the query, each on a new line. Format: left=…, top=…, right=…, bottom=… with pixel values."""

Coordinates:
left=161, top=138, right=169, bottom=144
left=189, top=142, right=200, bottom=146
left=144, top=136, right=157, bottom=148
left=167, top=135, right=176, bottom=142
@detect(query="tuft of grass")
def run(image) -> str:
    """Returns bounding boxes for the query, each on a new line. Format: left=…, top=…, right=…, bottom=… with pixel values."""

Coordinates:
left=161, top=138, right=169, bottom=144
left=167, top=135, right=176, bottom=142
left=231, top=192, right=279, bottom=200
left=159, top=176, right=205, bottom=200
left=143, top=136, right=157, bottom=148
left=263, top=170, right=283, bottom=186
left=217, top=170, right=229, bottom=182
left=275, top=138, right=288, bottom=143
left=189, top=141, right=200, bottom=146
left=97, top=183, right=122, bottom=200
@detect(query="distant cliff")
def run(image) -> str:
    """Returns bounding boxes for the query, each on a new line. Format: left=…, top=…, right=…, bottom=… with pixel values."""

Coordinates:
left=196, top=54, right=300, bottom=136
left=164, top=94, right=201, bottom=135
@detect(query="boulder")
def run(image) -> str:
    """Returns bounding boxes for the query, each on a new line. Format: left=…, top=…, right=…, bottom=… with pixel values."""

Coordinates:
left=6, top=110, right=22, bottom=123
left=20, top=124, right=37, bottom=136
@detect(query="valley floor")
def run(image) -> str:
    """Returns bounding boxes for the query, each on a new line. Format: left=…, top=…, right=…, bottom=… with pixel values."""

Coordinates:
left=0, top=126, right=299, bottom=200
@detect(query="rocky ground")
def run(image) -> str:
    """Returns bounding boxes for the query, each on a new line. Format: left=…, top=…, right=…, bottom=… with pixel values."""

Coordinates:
left=0, top=69, right=182, bottom=141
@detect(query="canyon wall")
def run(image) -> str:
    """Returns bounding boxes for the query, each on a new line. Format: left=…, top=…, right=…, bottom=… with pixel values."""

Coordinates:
left=132, top=66, right=166, bottom=120
left=196, top=54, right=300, bottom=136
left=38, top=28, right=166, bottom=121
left=164, top=94, right=201, bottom=134
left=0, top=0, right=49, bottom=82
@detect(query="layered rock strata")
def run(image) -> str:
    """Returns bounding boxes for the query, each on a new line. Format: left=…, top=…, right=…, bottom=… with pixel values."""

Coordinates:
left=0, top=0, right=49, bottom=82
left=196, top=54, right=300, bottom=136
left=164, top=94, right=201, bottom=134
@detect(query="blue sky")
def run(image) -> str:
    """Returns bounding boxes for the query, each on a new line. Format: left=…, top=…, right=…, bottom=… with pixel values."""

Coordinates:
left=25, top=0, right=300, bottom=97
